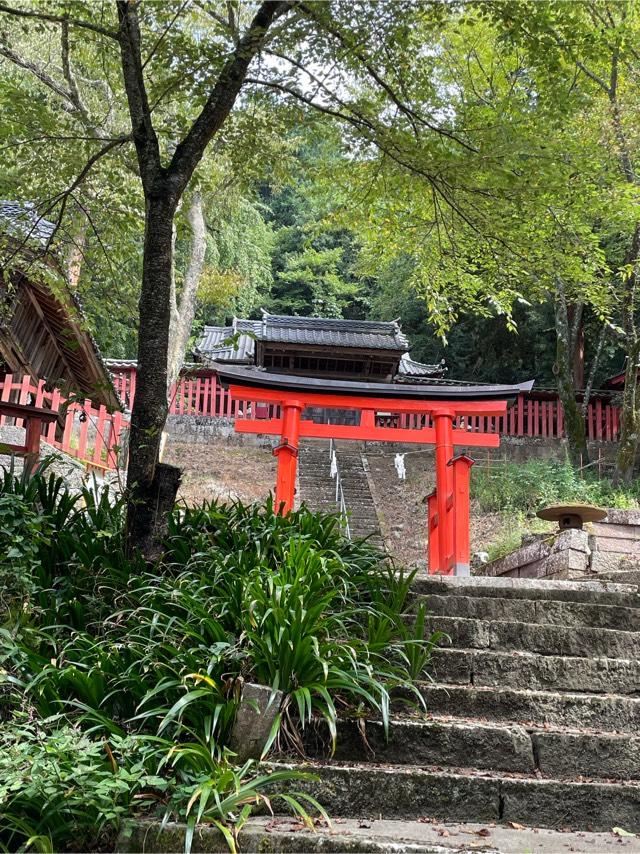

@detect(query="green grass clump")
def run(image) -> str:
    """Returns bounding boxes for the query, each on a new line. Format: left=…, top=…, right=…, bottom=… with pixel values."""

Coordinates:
left=471, top=459, right=640, bottom=515
left=0, top=462, right=436, bottom=852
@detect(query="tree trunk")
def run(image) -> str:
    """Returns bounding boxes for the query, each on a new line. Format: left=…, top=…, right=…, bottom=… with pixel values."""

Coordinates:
left=66, top=217, right=88, bottom=288
left=614, top=346, right=640, bottom=484
left=554, top=284, right=588, bottom=467
left=567, top=303, right=585, bottom=390
left=614, top=222, right=640, bottom=484
left=582, top=322, right=607, bottom=418
left=167, top=191, right=207, bottom=388
left=116, top=0, right=292, bottom=556
left=125, top=193, right=181, bottom=555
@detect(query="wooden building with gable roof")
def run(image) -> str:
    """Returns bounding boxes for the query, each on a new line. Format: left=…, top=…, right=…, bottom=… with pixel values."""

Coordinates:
left=0, top=202, right=120, bottom=410
left=194, top=311, right=444, bottom=384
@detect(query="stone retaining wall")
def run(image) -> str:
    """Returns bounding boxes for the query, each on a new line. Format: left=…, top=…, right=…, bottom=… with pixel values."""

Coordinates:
left=164, top=415, right=277, bottom=448
left=484, top=509, right=640, bottom=581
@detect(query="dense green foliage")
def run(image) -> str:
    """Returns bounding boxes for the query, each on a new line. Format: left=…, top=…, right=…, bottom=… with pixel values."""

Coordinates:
left=471, top=459, right=640, bottom=515
left=0, top=464, right=434, bottom=852
left=0, top=1, right=634, bottom=389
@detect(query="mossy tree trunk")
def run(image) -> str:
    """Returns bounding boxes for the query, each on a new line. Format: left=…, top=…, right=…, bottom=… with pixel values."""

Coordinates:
left=554, top=280, right=588, bottom=468
left=614, top=223, right=640, bottom=484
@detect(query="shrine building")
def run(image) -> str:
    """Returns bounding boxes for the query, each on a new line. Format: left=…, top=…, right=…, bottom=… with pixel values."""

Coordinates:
left=194, top=311, right=445, bottom=386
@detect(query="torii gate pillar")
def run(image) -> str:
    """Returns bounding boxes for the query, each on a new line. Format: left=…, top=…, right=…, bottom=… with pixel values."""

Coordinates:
left=273, top=400, right=303, bottom=514
left=434, top=410, right=455, bottom=572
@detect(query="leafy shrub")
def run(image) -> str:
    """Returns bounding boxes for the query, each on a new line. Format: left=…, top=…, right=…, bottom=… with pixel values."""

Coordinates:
left=0, top=714, right=168, bottom=852
left=0, top=494, right=43, bottom=607
left=471, top=459, right=640, bottom=514
left=0, top=473, right=435, bottom=851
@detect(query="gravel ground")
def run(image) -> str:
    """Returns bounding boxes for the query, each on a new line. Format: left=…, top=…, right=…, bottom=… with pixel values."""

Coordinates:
left=163, top=438, right=277, bottom=506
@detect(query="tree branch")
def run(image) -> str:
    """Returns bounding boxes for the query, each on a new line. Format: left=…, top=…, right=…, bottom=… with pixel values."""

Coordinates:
left=45, top=134, right=132, bottom=248
left=0, top=3, right=118, bottom=40
left=0, top=42, right=73, bottom=103
left=168, top=0, right=294, bottom=189
left=299, top=1, right=479, bottom=154
left=61, top=21, right=95, bottom=132
left=116, top=0, right=162, bottom=189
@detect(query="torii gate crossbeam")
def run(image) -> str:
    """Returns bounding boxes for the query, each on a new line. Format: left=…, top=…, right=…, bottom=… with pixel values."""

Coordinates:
left=216, top=367, right=533, bottom=576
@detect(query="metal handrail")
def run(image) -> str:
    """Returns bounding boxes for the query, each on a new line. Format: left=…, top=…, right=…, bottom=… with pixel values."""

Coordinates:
left=329, top=438, right=351, bottom=539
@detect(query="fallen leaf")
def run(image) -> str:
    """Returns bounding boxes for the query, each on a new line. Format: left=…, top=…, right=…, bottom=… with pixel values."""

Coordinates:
left=437, top=829, right=450, bottom=837
left=359, top=823, right=371, bottom=829
left=476, top=828, right=491, bottom=838
left=613, top=828, right=636, bottom=838
left=508, top=822, right=526, bottom=830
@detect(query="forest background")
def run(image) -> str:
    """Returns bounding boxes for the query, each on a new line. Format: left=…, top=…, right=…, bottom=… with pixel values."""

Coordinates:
left=2, top=0, right=640, bottom=546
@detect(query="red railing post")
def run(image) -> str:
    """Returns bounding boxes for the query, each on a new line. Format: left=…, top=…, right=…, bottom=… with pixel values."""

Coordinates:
left=427, top=489, right=440, bottom=574
left=77, top=400, right=90, bottom=460
left=516, top=394, right=523, bottom=435
left=61, top=402, right=75, bottom=455
left=449, top=454, right=474, bottom=577
left=434, top=409, right=455, bottom=574
left=0, top=373, right=12, bottom=426
left=92, top=404, right=107, bottom=465
left=106, top=410, right=124, bottom=469
left=47, top=389, right=61, bottom=444
left=128, top=369, right=136, bottom=411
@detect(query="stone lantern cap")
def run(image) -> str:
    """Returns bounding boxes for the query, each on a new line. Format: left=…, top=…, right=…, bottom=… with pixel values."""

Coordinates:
left=536, top=503, right=607, bottom=530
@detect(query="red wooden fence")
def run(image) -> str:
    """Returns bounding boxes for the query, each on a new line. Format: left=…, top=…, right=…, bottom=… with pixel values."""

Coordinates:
left=111, top=366, right=623, bottom=443
left=5, top=367, right=614, bottom=472
left=0, top=374, right=128, bottom=470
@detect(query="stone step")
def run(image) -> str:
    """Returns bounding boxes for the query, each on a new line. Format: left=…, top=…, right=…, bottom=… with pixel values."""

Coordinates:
left=428, top=615, right=640, bottom=659
left=415, top=682, right=640, bottom=731
left=411, top=574, right=640, bottom=606
left=599, top=569, right=640, bottom=586
left=274, top=761, right=640, bottom=832
left=119, top=816, right=640, bottom=853
left=304, top=716, right=640, bottom=781
left=431, top=647, right=640, bottom=695
left=421, top=593, right=640, bottom=632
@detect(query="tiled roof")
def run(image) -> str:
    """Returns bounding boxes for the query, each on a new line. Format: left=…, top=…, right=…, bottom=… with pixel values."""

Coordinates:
left=196, top=314, right=409, bottom=361
left=257, top=314, right=409, bottom=350
left=215, top=363, right=535, bottom=400
left=398, top=353, right=445, bottom=378
left=0, top=201, right=56, bottom=246
left=196, top=319, right=259, bottom=363
left=104, top=358, right=139, bottom=372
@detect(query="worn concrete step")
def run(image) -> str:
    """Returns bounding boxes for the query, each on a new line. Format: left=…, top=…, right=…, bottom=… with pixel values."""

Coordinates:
left=421, top=593, right=640, bottom=632
left=118, top=816, right=640, bottom=854
left=599, top=569, right=640, bottom=586
left=415, top=682, right=640, bottom=731
left=305, top=716, right=640, bottom=781
left=118, top=817, right=439, bottom=853
left=275, top=761, right=640, bottom=831
left=432, top=647, right=640, bottom=695
left=308, top=717, right=533, bottom=774
left=411, top=574, right=640, bottom=606
left=428, top=615, right=640, bottom=659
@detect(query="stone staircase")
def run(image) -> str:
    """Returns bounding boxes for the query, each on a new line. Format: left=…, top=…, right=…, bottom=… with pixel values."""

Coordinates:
left=298, top=441, right=383, bottom=545
left=298, top=444, right=337, bottom=515
left=286, top=575, right=640, bottom=834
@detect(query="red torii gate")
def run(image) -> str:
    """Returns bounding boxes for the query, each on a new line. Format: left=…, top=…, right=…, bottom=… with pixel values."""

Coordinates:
left=216, top=366, right=533, bottom=576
